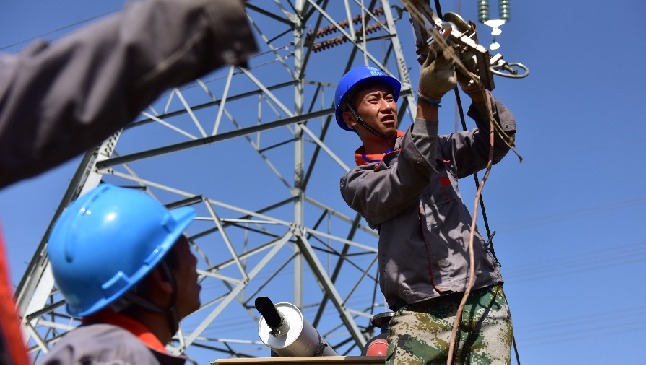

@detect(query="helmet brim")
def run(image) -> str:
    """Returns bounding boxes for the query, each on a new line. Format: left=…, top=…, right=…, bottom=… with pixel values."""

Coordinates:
left=68, top=206, right=196, bottom=317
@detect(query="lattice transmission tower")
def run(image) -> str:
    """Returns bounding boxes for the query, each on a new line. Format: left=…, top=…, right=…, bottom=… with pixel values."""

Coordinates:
left=15, top=0, right=420, bottom=362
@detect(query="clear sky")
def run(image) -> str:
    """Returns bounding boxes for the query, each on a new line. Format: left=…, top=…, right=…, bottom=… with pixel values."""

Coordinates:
left=1, top=1, right=645, bottom=364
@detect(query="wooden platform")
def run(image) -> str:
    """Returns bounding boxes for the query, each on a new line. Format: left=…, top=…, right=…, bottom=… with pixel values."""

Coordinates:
left=211, top=356, right=386, bottom=365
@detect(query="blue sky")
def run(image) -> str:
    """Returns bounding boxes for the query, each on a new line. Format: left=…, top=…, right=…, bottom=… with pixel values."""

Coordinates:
left=1, top=0, right=645, bottom=364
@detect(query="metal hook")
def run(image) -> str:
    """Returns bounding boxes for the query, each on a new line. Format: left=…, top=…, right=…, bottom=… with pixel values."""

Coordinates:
left=490, top=62, right=529, bottom=78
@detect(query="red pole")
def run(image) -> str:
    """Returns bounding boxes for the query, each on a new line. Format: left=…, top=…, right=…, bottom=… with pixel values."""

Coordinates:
left=0, top=225, right=31, bottom=365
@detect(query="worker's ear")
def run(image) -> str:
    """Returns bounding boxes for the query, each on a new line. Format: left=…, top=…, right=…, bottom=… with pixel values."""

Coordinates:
left=149, top=265, right=173, bottom=295
left=341, top=111, right=357, bottom=130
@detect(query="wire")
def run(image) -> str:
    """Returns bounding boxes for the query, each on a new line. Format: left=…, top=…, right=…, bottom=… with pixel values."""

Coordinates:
left=504, top=240, right=646, bottom=283
left=497, top=196, right=646, bottom=233
left=517, top=305, right=646, bottom=347
left=0, top=9, right=119, bottom=51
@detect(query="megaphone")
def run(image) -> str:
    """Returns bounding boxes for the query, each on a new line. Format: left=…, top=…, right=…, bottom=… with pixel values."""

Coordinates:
left=255, top=297, right=338, bottom=357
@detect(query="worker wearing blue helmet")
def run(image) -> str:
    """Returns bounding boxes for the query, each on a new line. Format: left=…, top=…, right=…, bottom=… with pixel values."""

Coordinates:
left=39, top=184, right=200, bottom=364
left=336, top=37, right=518, bottom=364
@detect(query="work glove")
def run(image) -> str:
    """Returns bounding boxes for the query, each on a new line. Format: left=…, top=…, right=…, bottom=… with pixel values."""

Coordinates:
left=456, top=47, right=485, bottom=95
left=449, top=18, right=486, bottom=95
left=418, top=32, right=457, bottom=101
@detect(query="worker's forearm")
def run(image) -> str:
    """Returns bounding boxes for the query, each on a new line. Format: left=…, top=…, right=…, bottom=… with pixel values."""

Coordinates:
left=0, top=0, right=258, bottom=189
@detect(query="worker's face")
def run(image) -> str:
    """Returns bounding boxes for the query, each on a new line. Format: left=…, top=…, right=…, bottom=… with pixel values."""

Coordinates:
left=171, top=236, right=201, bottom=318
left=342, top=85, right=398, bottom=139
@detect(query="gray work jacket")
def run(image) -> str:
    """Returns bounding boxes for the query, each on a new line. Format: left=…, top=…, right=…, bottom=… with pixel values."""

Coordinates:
left=340, top=97, right=516, bottom=309
left=37, top=323, right=184, bottom=365
left=0, top=0, right=258, bottom=189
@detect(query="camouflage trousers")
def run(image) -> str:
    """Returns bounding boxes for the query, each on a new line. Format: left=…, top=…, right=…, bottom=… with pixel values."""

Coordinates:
left=386, top=284, right=513, bottom=365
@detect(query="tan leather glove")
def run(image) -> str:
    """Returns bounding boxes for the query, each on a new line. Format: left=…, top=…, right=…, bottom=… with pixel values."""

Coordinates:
left=456, top=48, right=485, bottom=94
left=418, top=38, right=457, bottom=101
left=452, top=18, right=486, bottom=95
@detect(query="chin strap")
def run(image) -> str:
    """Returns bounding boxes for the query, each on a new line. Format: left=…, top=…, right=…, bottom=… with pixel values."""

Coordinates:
left=111, top=261, right=180, bottom=336
left=346, top=102, right=395, bottom=140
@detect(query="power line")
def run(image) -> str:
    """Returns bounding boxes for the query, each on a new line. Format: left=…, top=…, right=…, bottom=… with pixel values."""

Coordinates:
left=496, top=196, right=646, bottom=233
left=516, top=305, right=646, bottom=347
left=503, top=240, right=646, bottom=283
left=0, top=9, right=119, bottom=51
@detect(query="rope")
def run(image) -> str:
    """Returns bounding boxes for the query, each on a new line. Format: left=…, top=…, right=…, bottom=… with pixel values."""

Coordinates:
left=445, top=90, right=495, bottom=365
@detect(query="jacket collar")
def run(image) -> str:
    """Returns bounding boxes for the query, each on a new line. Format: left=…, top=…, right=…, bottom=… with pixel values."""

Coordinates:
left=82, top=309, right=167, bottom=353
left=354, top=131, right=405, bottom=166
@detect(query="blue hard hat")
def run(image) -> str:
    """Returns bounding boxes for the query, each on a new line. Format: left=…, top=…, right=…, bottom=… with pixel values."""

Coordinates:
left=47, top=184, right=196, bottom=317
left=334, top=66, right=401, bottom=131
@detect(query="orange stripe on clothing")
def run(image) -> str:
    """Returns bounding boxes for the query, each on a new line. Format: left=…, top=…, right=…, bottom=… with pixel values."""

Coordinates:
left=354, top=131, right=405, bottom=166
left=83, top=309, right=168, bottom=353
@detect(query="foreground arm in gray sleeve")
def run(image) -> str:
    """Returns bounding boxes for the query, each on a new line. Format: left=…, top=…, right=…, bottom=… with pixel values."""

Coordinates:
left=0, top=0, right=258, bottom=189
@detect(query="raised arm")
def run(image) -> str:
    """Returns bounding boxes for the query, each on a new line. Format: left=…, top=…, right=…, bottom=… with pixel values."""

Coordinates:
left=0, top=0, right=258, bottom=188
